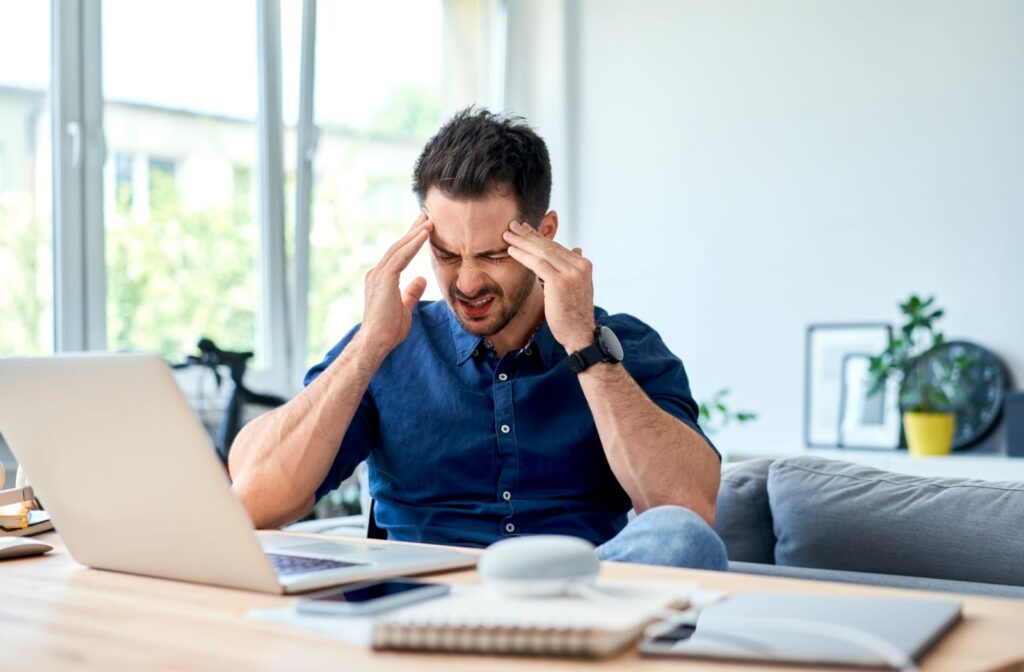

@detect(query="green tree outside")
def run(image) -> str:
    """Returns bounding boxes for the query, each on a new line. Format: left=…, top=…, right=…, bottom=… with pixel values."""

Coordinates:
left=106, top=169, right=257, bottom=359
left=0, top=203, right=51, bottom=356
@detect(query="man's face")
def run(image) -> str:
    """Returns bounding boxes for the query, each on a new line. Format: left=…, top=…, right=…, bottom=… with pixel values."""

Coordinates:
left=423, top=187, right=537, bottom=337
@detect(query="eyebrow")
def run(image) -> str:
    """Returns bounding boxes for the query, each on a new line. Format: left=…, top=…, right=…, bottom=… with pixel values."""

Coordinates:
left=429, top=238, right=510, bottom=258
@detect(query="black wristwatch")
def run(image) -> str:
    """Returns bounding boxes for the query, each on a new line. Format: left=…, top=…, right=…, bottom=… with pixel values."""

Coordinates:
left=566, top=326, right=624, bottom=374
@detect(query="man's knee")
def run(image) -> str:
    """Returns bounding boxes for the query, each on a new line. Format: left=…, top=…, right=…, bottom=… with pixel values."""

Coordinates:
left=600, top=505, right=728, bottom=571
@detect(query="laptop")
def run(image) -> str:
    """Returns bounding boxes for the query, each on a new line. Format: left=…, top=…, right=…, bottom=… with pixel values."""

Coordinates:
left=0, top=353, right=475, bottom=594
left=641, top=592, right=962, bottom=668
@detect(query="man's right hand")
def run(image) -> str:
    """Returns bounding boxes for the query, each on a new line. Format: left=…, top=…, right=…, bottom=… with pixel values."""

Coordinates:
left=358, top=212, right=433, bottom=363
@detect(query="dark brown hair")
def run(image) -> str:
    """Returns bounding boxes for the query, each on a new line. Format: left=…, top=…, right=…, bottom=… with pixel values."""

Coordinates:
left=412, top=108, right=552, bottom=226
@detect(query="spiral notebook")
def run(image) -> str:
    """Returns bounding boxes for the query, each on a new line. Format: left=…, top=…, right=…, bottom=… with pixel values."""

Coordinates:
left=371, top=581, right=694, bottom=658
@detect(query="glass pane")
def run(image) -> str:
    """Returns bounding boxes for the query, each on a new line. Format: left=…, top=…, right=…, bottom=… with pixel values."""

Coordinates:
left=305, top=0, right=485, bottom=365
left=102, top=0, right=260, bottom=361
left=0, top=1, right=53, bottom=356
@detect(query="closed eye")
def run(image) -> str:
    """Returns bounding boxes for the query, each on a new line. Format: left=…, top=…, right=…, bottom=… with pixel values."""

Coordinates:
left=431, top=246, right=511, bottom=264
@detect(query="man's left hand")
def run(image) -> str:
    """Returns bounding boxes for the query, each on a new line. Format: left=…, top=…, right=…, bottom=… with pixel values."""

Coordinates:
left=503, top=221, right=596, bottom=353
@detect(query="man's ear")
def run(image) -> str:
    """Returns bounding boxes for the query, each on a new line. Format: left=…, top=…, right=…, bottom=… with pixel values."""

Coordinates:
left=537, top=210, right=559, bottom=241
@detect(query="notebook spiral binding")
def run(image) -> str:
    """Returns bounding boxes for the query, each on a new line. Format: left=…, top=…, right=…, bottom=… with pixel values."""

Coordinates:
left=372, top=621, right=603, bottom=657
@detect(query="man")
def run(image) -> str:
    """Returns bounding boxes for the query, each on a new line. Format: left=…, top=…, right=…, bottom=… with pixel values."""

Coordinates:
left=229, top=109, right=727, bottom=569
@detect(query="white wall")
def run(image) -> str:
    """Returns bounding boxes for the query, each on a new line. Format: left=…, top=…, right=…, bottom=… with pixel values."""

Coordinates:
left=513, top=1, right=1024, bottom=453
left=504, top=0, right=577, bottom=241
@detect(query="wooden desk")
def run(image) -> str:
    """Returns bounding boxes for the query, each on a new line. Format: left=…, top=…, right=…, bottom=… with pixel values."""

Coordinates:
left=2, top=533, right=1022, bottom=672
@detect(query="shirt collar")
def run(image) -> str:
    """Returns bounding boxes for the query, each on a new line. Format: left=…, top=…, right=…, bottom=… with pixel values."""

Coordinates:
left=445, top=305, right=566, bottom=368
left=446, top=306, right=488, bottom=365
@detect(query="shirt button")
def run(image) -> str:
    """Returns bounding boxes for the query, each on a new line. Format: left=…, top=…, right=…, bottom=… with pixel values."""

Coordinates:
left=505, top=523, right=515, bottom=533
left=524, top=348, right=532, bottom=356
left=498, top=373, right=508, bottom=381
left=472, top=349, right=479, bottom=357
left=500, top=424, right=510, bottom=434
left=502, top=490, right=511, bottom=501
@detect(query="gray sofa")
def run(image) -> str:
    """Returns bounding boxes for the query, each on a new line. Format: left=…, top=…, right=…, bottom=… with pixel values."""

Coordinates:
left=714, top=455, right=1024, bottom=599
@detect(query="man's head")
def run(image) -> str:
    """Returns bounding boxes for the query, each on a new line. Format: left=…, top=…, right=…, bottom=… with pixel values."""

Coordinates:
left=413, top=109, right=556, bottom=338
left=413, top=108, right=552, bottom=226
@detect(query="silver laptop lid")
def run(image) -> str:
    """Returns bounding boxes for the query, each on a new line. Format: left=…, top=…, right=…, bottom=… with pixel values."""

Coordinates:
left=0, top=353, right=281, bottom=593
left=667, top=592, right=961, bottom=667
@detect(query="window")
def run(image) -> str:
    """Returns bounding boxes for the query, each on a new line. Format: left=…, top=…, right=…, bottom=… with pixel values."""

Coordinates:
left=0, top=0, right=503, bottom=484
left=102, top=0, right=261, bottom=360
left=233, top=164, right=254, bottom=214
left=113, top=153, right=134, bottom=214
left=302, top=0, right=490, bottom=366
left=0, top=1, right=53, bottom=357
left=0, top=0, right=501, bottom=387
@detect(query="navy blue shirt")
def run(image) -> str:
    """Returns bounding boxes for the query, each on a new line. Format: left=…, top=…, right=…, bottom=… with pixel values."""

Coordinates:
left=305, top=300, right=714, bottom=548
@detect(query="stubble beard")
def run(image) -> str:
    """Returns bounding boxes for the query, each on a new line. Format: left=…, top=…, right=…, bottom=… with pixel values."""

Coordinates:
left=448, top=270, right=537, bottom=337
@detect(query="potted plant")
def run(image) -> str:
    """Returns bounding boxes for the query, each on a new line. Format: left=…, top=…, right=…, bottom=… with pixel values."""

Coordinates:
left=698, top=388, right=757, bottom=436
left=869, top=295, right=972, bottom=457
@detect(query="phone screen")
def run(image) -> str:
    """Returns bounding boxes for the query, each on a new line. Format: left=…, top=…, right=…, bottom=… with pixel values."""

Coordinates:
left=310, top=580, right=430, bottom=604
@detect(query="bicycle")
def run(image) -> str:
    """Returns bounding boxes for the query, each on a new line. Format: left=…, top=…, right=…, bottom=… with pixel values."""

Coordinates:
left=172, top=338, right=288, bottom=465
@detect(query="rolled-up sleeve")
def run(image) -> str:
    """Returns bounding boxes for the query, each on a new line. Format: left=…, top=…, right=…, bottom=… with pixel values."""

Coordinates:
left=303, top=325, right=379, bottom=500
left=613, top=316, right=720, bottom=460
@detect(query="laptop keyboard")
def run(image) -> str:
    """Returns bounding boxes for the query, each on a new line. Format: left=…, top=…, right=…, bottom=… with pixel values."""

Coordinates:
left=266, top=553, right=363, bottom=576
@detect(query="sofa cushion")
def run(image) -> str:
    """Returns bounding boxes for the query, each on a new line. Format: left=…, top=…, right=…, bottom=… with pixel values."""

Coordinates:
left=768, top=456, right=1024, bottom=586
left=713, top=458, right=775, bottom=563
left=729, top=561, right=1024, bottom=600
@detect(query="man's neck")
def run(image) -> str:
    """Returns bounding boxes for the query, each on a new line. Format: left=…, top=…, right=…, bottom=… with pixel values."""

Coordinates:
left=487, top=284, right=546, bottom=358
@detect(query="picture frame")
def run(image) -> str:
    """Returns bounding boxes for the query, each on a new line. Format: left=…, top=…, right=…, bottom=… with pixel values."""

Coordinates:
left=804, top=323, right=893, bottom=448
left=837, top=353, right=902, bottom=450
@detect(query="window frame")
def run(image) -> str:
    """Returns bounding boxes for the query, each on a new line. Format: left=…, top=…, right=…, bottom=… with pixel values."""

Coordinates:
left=51, top=0, right=106, bottom=352
left=46, top=0, right=505, bottom=395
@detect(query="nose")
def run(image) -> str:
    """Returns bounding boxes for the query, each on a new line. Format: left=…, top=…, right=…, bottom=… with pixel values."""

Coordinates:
left=456, top=263, right=489, bottom=298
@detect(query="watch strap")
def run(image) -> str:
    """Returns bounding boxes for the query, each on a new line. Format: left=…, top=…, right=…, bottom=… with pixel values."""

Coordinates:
left=567, top=326, right=619, bottom=374
left=566, top=339, right=607, bottom=374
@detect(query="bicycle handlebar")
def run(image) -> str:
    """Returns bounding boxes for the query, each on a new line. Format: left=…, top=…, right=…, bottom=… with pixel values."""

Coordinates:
left=196, top=337, right=253, bottom=363
left=173, top=338, right=253, bottom=387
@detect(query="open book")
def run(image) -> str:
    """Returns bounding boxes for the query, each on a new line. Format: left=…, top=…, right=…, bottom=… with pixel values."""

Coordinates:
left=372, top=580, right=695, bottom=658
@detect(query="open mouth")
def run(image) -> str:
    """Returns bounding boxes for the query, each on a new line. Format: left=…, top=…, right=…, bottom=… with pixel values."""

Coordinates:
left=458, top=296, right=495, bottom=319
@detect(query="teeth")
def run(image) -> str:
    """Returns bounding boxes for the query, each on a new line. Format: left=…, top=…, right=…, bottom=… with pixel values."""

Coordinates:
left=467, top=297, right=492, bottom=307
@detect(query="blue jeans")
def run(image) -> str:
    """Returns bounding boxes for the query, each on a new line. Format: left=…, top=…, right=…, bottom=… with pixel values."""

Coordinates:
left=596, top=505, right=728, bottom=570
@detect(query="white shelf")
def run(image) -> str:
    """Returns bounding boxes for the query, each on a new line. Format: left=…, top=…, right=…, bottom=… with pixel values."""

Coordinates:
left=724, top=447, right=1024, bottom=481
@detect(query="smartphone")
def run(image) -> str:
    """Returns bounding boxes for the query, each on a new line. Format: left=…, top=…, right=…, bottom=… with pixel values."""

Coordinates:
left=295, top=579, right=449, bottom=616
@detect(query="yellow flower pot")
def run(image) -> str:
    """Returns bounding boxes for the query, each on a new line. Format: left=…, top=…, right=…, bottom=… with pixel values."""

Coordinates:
left=903, top=411, right=955, bottom=457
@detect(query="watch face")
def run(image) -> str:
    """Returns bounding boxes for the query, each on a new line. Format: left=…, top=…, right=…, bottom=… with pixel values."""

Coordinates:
left=598, top=326, right=624, bottom=362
